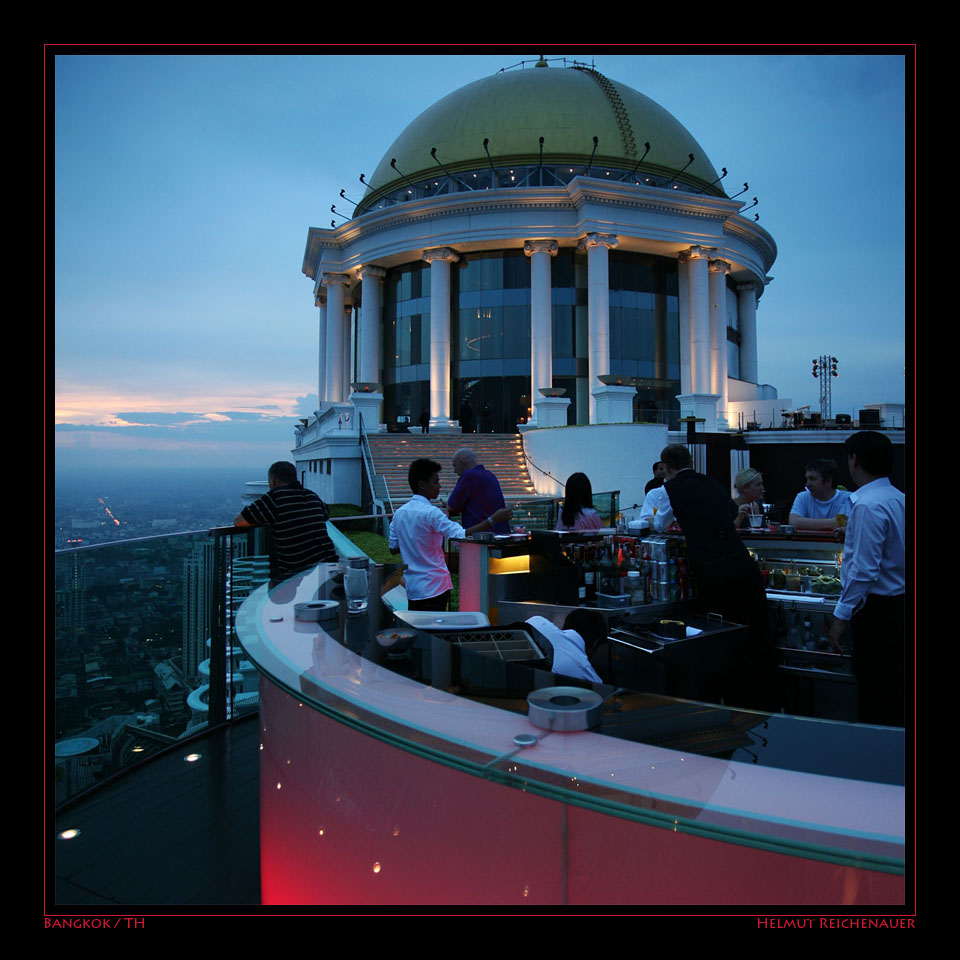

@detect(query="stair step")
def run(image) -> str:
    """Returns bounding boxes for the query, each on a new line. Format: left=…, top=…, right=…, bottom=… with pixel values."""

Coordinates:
left=366, top=433, right=538, bottom=510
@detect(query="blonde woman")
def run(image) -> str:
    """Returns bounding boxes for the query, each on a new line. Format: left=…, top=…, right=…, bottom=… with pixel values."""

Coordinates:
left=733, top=467, right=766, bottom=530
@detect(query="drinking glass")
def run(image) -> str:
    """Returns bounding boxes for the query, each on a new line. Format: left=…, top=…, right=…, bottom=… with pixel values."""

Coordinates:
left=344, top=567, right=369, bottom=613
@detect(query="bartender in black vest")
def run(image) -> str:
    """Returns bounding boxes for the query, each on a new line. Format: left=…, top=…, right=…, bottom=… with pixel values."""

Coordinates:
left=659, top=443, right=774, bottom=709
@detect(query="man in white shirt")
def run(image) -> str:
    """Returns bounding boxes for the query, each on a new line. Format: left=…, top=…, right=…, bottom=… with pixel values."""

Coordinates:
left=524, top=611, right=605, bottom=684
left=389, top=458, right=511, bottom=611
left=788, top=458, right=854, bottom=532
left=638, top=483, right=674, bottom=532
left=828, top=433, right=905, bottom=725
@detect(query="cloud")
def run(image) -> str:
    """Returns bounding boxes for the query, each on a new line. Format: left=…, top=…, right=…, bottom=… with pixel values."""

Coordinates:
left=214, top=411, right=283, bottom=421
left=112, top=411, right=210, bottom=426
left=84, top=409, right=293, bottom=428
left=55, top=411, right=301, bottom=472
left=295, top=393, right=319, bottom=416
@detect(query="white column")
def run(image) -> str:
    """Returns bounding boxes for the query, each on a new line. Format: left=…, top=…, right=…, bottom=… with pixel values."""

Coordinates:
left=681, top=245, right=711, bottom=393
left=322, top=273, right=350, bottom=403
left=423, top=246, right=459, bottom=429
left=524, top=239, right=558, bottom=425
left=358, top=265, right=385, bottom=386
left=578, top=233, right=618, bottom=423
left=315, top=294, right=327, bottom=406
left=676, top=258, right=692, bottom=395
left=709, top=259, right=730, bottom=429
left=676, top=247, right=719, bottom=432
left=738, top=281, right=759, bottom=385
left=345, top=301, right=356, bottom=400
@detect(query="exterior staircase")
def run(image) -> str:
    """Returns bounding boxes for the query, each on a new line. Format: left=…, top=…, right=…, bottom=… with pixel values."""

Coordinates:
left=366, top=433, right=539, bottom=511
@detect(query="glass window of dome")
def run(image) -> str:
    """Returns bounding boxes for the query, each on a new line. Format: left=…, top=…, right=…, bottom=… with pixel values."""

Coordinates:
left=364, top=163, right=715, bottom=212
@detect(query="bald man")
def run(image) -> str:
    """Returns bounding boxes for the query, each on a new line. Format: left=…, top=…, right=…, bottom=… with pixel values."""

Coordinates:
left=444, top=447, right=510, bottom=535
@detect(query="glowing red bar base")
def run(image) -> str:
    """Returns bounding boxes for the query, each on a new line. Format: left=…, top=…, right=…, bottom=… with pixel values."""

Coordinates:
left=258, top=678, right=903, bottom=906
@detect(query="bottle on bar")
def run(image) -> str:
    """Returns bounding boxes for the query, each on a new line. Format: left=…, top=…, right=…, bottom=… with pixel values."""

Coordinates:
left=584, top=545, right=597, bottom=603
left=575, top=546, right=587, bottom=604
left=599, top=537, right=617, bottom=594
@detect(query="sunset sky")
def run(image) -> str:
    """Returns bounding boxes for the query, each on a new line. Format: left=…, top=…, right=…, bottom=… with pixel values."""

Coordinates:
left=53, top=51, right=910, bottom=472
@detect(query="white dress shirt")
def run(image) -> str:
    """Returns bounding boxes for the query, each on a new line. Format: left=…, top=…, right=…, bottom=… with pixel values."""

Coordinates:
left=638, top=484, right=674, bottom=532
left=389, top=495, right=465, bottom=601
left=525, top=616, right=603, bottom=684
left=833, top=477, right=906, bottom=621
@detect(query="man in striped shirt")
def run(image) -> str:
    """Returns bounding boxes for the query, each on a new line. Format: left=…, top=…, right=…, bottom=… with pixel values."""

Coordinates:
left=234, top=461, right=338, bottom=581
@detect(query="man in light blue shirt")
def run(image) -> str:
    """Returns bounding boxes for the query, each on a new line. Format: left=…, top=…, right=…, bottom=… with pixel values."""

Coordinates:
left=828, top=434, right=905, bottom=725
left=789, top=458, right=853, bottom=532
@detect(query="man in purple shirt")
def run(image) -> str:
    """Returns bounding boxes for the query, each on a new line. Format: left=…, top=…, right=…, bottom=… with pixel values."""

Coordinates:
left=443, top=448, right=510, bottom=534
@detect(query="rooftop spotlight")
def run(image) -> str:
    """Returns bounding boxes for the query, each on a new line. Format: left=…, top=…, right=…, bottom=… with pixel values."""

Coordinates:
left=658, top=153, right=694, bottom=189
left=730, top=182, right=749, bottom=198
left=331, top=204, right=349, bottom=221
left=699, top=167, right=727, bottom=193
left=390, top=158, right=417, bottom=194
left=586, top=135, right=599, bottom=176
left=339, top=188, right=359, bottom=207
left=742, top=197, right=759, bottom=212
left=624, top=141, right=651, bottom=182
left=359, top=173, right=367, bottom=185
left=482, top=138, right=498, bottom=182
left=430, top=146, right=472, bottom=190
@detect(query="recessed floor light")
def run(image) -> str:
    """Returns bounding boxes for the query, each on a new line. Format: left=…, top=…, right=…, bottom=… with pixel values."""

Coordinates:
left=59, top=828, right=80, bottom=840
left=184, top=753, right=201, bottom=762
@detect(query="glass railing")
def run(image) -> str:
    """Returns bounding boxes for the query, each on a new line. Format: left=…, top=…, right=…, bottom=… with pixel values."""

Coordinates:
left=52, top=526, right=272, bottom=808
left=52, top=516, right=388, bottom=808
left=507, top=492, right=620, bottom=531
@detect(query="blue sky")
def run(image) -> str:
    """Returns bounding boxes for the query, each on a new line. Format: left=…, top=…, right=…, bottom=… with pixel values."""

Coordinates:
left=53, top=52, right=909, bottom=472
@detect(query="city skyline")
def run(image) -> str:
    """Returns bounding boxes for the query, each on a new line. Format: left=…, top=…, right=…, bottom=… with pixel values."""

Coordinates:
left=54, top=51, right=911, bottom=471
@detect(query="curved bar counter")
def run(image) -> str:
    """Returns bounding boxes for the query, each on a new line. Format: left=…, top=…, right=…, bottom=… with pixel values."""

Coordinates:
left=237, top=563, right=905, bottom=906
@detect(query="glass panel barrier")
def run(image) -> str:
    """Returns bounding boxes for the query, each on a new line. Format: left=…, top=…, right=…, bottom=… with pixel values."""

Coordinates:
left=53, top=527, right=269, bottom=808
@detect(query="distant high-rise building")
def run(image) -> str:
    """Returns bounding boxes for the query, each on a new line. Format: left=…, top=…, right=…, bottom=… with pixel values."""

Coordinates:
left=183, top=538, right=269, bottom=683
left=57, top=551, right=87, bottom=637
left=182, top=542, right=214, bottom=682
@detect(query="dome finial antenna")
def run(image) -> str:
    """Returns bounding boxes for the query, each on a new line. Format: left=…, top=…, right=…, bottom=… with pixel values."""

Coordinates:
left=536, top=55, right=548, bottom=68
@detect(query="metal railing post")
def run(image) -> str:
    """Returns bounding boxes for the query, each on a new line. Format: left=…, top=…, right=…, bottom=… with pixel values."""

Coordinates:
left=207, top=530, right=229, bottom=725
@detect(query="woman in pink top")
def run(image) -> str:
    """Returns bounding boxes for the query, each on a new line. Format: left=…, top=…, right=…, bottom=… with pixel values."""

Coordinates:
left=556, top=472, right=604, bottom=531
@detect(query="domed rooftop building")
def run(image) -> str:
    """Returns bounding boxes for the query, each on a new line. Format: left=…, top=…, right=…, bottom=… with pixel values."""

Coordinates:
left=299, top=58, right=782, bottom=502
